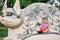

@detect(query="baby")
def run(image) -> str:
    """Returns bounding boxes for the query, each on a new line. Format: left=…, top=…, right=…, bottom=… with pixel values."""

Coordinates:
left=38, top=18, right=50, bottom=33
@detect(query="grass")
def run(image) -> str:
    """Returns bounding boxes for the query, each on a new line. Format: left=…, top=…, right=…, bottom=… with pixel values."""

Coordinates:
left=0, top=26, right=8, bottom=38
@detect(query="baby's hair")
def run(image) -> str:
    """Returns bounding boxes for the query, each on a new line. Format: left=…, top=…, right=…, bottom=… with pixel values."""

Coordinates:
left=42, top=18, right=48, bottom=20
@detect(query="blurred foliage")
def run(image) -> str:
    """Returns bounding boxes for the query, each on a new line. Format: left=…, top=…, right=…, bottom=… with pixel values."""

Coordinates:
left=7, top=0, right=49, bottom=8
left=0, top=0, right=49, bottom=12
left=20, top=0, right=49, bottom=9
left=0, top=28, right=8, bottom=38
left=7, top=0, right=15, bottom=8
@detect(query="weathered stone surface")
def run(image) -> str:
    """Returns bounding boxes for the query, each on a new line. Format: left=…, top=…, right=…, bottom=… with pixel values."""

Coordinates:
left=25, top=34, right=60, bottom=40
left=22, top=3, right=60, bottom=32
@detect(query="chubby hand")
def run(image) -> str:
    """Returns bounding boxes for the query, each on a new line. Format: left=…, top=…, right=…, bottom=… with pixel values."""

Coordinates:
left=43, top=29, right=50, bottom=33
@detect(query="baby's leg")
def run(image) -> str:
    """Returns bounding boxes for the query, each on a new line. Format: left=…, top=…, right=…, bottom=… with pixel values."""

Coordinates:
left=43, top=29, right=49, bottom=33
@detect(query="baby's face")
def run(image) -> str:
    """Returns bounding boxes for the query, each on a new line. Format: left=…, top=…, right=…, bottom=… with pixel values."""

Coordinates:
left=43, top=19, right=48, bottom=23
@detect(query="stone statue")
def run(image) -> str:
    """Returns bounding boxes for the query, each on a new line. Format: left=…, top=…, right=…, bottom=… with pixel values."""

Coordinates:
left=0, top=0, right=60, bottom=40
left=47, top=0, right=60, bottom=6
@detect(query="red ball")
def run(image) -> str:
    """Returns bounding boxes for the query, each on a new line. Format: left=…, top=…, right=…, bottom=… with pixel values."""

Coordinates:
left=40, top=27, right=45, bottom=32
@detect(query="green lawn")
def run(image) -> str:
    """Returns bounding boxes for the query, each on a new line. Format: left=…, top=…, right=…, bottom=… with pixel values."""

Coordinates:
left=0, top=27, right=8, bottom=38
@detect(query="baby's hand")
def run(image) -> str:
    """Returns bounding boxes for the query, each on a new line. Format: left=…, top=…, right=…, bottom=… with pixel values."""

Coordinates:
left=43, top=29, right=49, bottom=33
